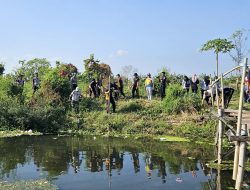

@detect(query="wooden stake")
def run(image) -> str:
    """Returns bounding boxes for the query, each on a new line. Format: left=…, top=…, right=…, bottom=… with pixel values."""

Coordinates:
left=218, top=108, right=224, bottom=164
left=210, top=74, right=214, bottom=107
left=235, top=124, right=247, bottom=190
left=221, top=73, right=225, bottom=109
left=216, top=84, right=219, bottom=109
left=233, top=58, right=248, bottom=180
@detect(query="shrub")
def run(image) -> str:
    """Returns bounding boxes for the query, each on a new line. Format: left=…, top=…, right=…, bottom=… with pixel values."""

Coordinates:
left=163, top=84, right=202, bottom=114
left=0, top=98, right=66, bottom=133
left=43, top=68, right=71, bottom=102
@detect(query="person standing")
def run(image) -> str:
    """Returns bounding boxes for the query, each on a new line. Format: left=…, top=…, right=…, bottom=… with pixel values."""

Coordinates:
left=160, top=72, right=167, bottom=100
left=116, top=74, right=126, bottom=98
left=132, top=73, right=140, bottom=98
left=200, top=76, right=210, bottom=98
left=70, top=73, right=78, bottom=91
left=69, top=87, right=82, bottom=113
left=32, top=72, right=40, bottom=94
left=105, top=86, right=116, bottom=113
left=89, top=79, right=97, bottom=98
left=182, top=76, right=190, bottom=93
left=145, top=73, right=154, bottom=101
left=191, top=74, right=199, bottom=93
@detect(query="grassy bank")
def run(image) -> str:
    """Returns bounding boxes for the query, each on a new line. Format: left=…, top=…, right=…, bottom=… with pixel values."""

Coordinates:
left=65, top=98, right=217, bottom=142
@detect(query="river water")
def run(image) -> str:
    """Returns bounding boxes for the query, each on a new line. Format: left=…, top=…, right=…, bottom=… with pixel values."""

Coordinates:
left=0, top=135, right=247, bottom=190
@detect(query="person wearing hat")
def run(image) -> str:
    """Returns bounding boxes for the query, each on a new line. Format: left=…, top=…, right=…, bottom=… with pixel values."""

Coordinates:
left=116, top=74, right=125, bottom=98
left=160, top=72, right=167, bottom=100
left=145, top=73, right=154, bottom=100
left=132, top=73, right=140, bottom=98
left=32, top=72, right=40, bottom=94
left=69, top=87, right=82, bottom=113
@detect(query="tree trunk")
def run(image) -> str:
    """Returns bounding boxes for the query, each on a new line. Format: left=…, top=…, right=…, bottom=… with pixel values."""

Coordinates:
left=216, top=52, right=219, bottom=77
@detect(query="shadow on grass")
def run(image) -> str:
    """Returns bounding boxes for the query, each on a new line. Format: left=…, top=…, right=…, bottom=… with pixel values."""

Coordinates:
left=119, top=101, right=143, bottom=113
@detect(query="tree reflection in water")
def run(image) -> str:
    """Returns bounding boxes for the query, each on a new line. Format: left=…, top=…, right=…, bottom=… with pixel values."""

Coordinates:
left=0, top=136, right=247, bottom=190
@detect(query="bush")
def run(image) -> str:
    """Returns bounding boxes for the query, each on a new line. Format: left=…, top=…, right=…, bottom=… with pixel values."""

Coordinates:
left=0, top=98, right=66, bottom=133
left=172, top=121, right=217, bottom=139
left=43, top=68, right=71, bottom=102
left=163, top=84, right=201, bottom=114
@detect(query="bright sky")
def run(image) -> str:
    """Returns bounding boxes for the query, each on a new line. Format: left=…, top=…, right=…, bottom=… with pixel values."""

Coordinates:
left=0, top=0, right=250, bottom=76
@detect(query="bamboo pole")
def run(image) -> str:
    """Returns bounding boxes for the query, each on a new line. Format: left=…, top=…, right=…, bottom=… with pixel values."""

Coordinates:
left=235, top=124, right=247, bottom=190
left=217, top=108, right=224, bottom=164
left=221, top=73, right=225, bottom=109
left=216, top=83, right=219, bottom=109
left=210, top=74, right=214, bottom=107
left=210, top=65, right=241, bottom=87
left=216, top=167, right=222, bottom=190
left=232, top=58, right=248, bottom=180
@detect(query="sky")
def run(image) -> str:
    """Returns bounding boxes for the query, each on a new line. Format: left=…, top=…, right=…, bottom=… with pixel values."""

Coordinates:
left=0, top=0, right=250, bottom=77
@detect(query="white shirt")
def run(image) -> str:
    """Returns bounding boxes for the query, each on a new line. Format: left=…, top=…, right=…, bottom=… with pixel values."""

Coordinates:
left=70, top=90, right=81, bottom=101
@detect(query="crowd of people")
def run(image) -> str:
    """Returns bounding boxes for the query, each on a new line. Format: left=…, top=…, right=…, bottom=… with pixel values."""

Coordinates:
left=15, top=70, right=240, bottom=114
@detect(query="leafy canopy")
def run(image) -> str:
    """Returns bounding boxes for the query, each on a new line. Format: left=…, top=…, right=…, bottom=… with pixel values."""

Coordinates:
left=200, top=38, right=234, bottom=54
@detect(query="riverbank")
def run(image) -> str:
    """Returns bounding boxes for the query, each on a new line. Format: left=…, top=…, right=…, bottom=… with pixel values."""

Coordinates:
left=0, top=130, right=41, bottom=138
left=0, top=98, right=216, bottom=141
left=65, top=98, right=216, bottom=141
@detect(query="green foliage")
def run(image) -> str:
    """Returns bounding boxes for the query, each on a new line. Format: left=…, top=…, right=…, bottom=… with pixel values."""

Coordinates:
left=0, top=98, right=66, bottom=133
left=0, top=76, right=12, bottom=98
left=17, top=58, right=51, bottom=80
left=7, top=83, right=23, bottom=97
left=79, top=98, right=101, bottom=112
left=56, top=62, right=78, bottom=77
left=43, top=67, right=71, bottom=101
left=83, top=54, right=111, bottom=81
left=201, top=38, right=235, bottom=76
left=163, top=84, right=201, bottom=114
left=200, top=38, right=234, bottom=54
left=173, top=120, right=217, bottom=139
left=119, top=101, right=143, bottom=113
left=0, top=63, right=4, bottom=75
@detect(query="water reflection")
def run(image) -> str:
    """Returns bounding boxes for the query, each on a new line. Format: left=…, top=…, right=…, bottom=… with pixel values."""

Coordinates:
left=0, top=136, right=247, bottom=190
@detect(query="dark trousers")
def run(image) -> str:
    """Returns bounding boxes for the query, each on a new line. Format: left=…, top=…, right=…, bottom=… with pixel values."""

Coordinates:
left=71, top=84, right=77, bottom=91
left=33, top=85, right=39, bottom=94
left=119, top=86, right=125, bottom=97
left=106, top=98, right=116, bottom=113
left=192, top=88, right=198, bottom=93
left=160, top=86, right=166, bottom=100
left=90, top=87, right=97, bottom=98
left=71, top=100, right=79, bottom=113
left=201, top=89, right=205, bottom=99
left=132, top=86, right=139, bottom=98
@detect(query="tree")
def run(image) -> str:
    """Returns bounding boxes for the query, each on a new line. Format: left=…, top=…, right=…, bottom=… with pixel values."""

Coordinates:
left=17, top=58, right=51, bottom=79
left=83, top=54, right=111, bottom=80
left=0, top=63, right=5, bottom=75
left=200, top=38, right=235, bottom=77
left=229, top=29, right=250, bottom=67
left=120, top=65, right=138, bottom=79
